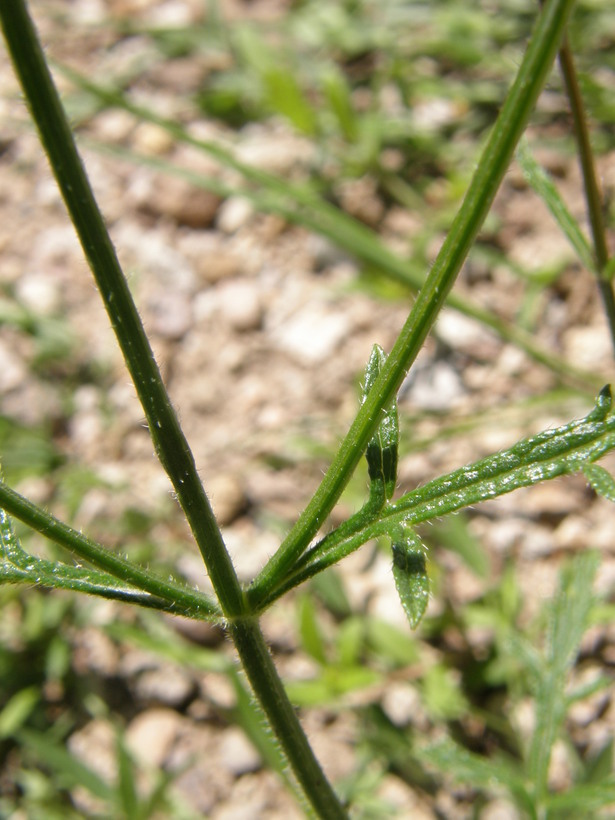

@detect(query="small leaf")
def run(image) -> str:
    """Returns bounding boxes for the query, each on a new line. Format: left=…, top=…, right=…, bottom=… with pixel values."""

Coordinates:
left=583, top=461, right=615, bottom=502
left=298, top=595, right=328, bottom=665
left=587, top=384, right=612, bottom=422
left=362, top=344, right=399, bottom=503
left=391, top=525, right=430, bottom=629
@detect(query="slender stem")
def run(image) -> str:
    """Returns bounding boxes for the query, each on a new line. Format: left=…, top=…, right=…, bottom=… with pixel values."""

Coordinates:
left=0, top=480, right=220, bottom=618
left=0, top=3, right=347, bottom=813
left=0, top=0, right=244, bottom=619
left=557, top=36, right=615, bottom=353
left=248, top=0, right=577, bottom=606
left=230, top=621, right=348, bottom=820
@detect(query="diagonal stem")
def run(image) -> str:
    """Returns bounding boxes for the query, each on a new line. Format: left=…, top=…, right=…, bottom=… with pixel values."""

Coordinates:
left=248, top=0, right=578, bottom=607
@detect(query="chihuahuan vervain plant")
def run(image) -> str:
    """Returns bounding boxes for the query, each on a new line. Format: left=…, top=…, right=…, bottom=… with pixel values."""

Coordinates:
left=1, top=0, right=614, bottom=816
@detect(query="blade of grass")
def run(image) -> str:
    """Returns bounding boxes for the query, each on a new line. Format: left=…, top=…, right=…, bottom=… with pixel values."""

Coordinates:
left=516, top=138, right=595, bottom=272
left=249, top=0, right=578, bottom=606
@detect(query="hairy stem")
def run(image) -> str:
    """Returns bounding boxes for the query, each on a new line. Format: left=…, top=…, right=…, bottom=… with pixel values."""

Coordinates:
left=0, top=3, right=346, bottom=813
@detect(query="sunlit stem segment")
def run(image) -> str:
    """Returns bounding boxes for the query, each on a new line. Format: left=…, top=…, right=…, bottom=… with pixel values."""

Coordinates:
left=248, top=0, right=577, bottom=608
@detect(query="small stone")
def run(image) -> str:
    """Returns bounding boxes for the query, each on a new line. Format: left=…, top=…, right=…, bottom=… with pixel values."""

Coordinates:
left=131, top=122, right=175, bottom=156
left=562, top=323, right=613, bottom=371
left=208, top=473, right=247, bottom=525
left=197, top=250, right=242, bottom=283
left=270, top=302, right=350, bottom=365
left=236, top=128, right=314, bottom=175
left=94, top=108, right=135, bottom=143
left=15, top=272, right=61, bottom=315
left=413, top=97, right=461, bottom=131
left=335, top=175, right=384, bottom=226
left=125, top=708, right=184, bottom=768
left=306, top=234, right=350, bottom=272
left=436, top=309, right=499, bottom=358
left=135, top=173, right=221, bottom=228
left=216, top=280, right=263, bottom=332
left=403, top=359, right=465, bottom=411
left=72, top=628, right=120, bottom=677
left=381, top=683, right=423, bottom=728
left=480, top=799, right=521, bottom=820
left=134, top=664, right=195, bottom=708
left=219, top=727, right=261, bottom=776
left=216, top=196, right=254, bottom=234
left=0, top=340, right=26, bottom=392
left=148, top=289, right=192, bottom=340
left=68, top=719, right=116, bottom=784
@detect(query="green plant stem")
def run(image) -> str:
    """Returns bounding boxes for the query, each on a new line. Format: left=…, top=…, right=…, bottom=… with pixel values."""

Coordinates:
left=556, top=36, right=615, bottom=353
left=229, top=620, right=347, bottom=819
left=0, top=0, right=242, bottom=620
left=0, top=480, right=219, bottom=618
left=248, top=0, right=576, bottom=607
left=0, top=4, right=347, bottom=814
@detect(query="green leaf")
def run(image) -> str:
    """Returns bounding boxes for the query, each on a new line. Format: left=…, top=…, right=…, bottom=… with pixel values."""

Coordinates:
left=18, top=728, right=115, bottom=802
left=116, top=732, right=139, bottom=820
left=298, top=595, right=328, bottom=665
left=391, top=525, right=430, bottom=629
left=321, top=67, right=358, bottom=142
left=543, top=780, right=615, bottom=812
left=583, top=461, right=615, bottom=502
left=0, top=507, right=169, bottom=610
left=0, top=686, right=39, bottom=739
left=528, top=552, right=600, bottom=802
left=362, top=344, right=399, bottom=504
left=517, top=138, right=595, bottom=273
left=418, top=737, right=530, bottom=805
left=421, top=665, right=468, bottom=722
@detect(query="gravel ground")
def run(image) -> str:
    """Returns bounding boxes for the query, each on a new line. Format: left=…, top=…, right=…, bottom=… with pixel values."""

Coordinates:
left=1, top=1, right=614, bottom=817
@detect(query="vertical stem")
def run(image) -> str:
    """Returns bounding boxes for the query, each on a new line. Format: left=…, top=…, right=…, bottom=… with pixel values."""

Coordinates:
left=557, top=37, right=615, bottom=353
left=0, top=2, right=346, bottom=814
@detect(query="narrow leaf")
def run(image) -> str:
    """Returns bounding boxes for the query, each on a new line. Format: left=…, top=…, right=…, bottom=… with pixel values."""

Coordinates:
left=517, top=139, right=595, bottom=273
left=362, top=344, right=399, bottom=504
left=528, top=552, right=599, bottom=800
left=116, top=732, right=139, bottom=820
left=583, top=461, right=615, bottom=502
left=0, top=686, right=39, bottom=739
left=391, top=525, right=430, bottom=629
left=544, top=780, right=615, bottom=812
left=0, top=505, right=171, bottom=610
left=18, top=728, right=115, bottom=801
